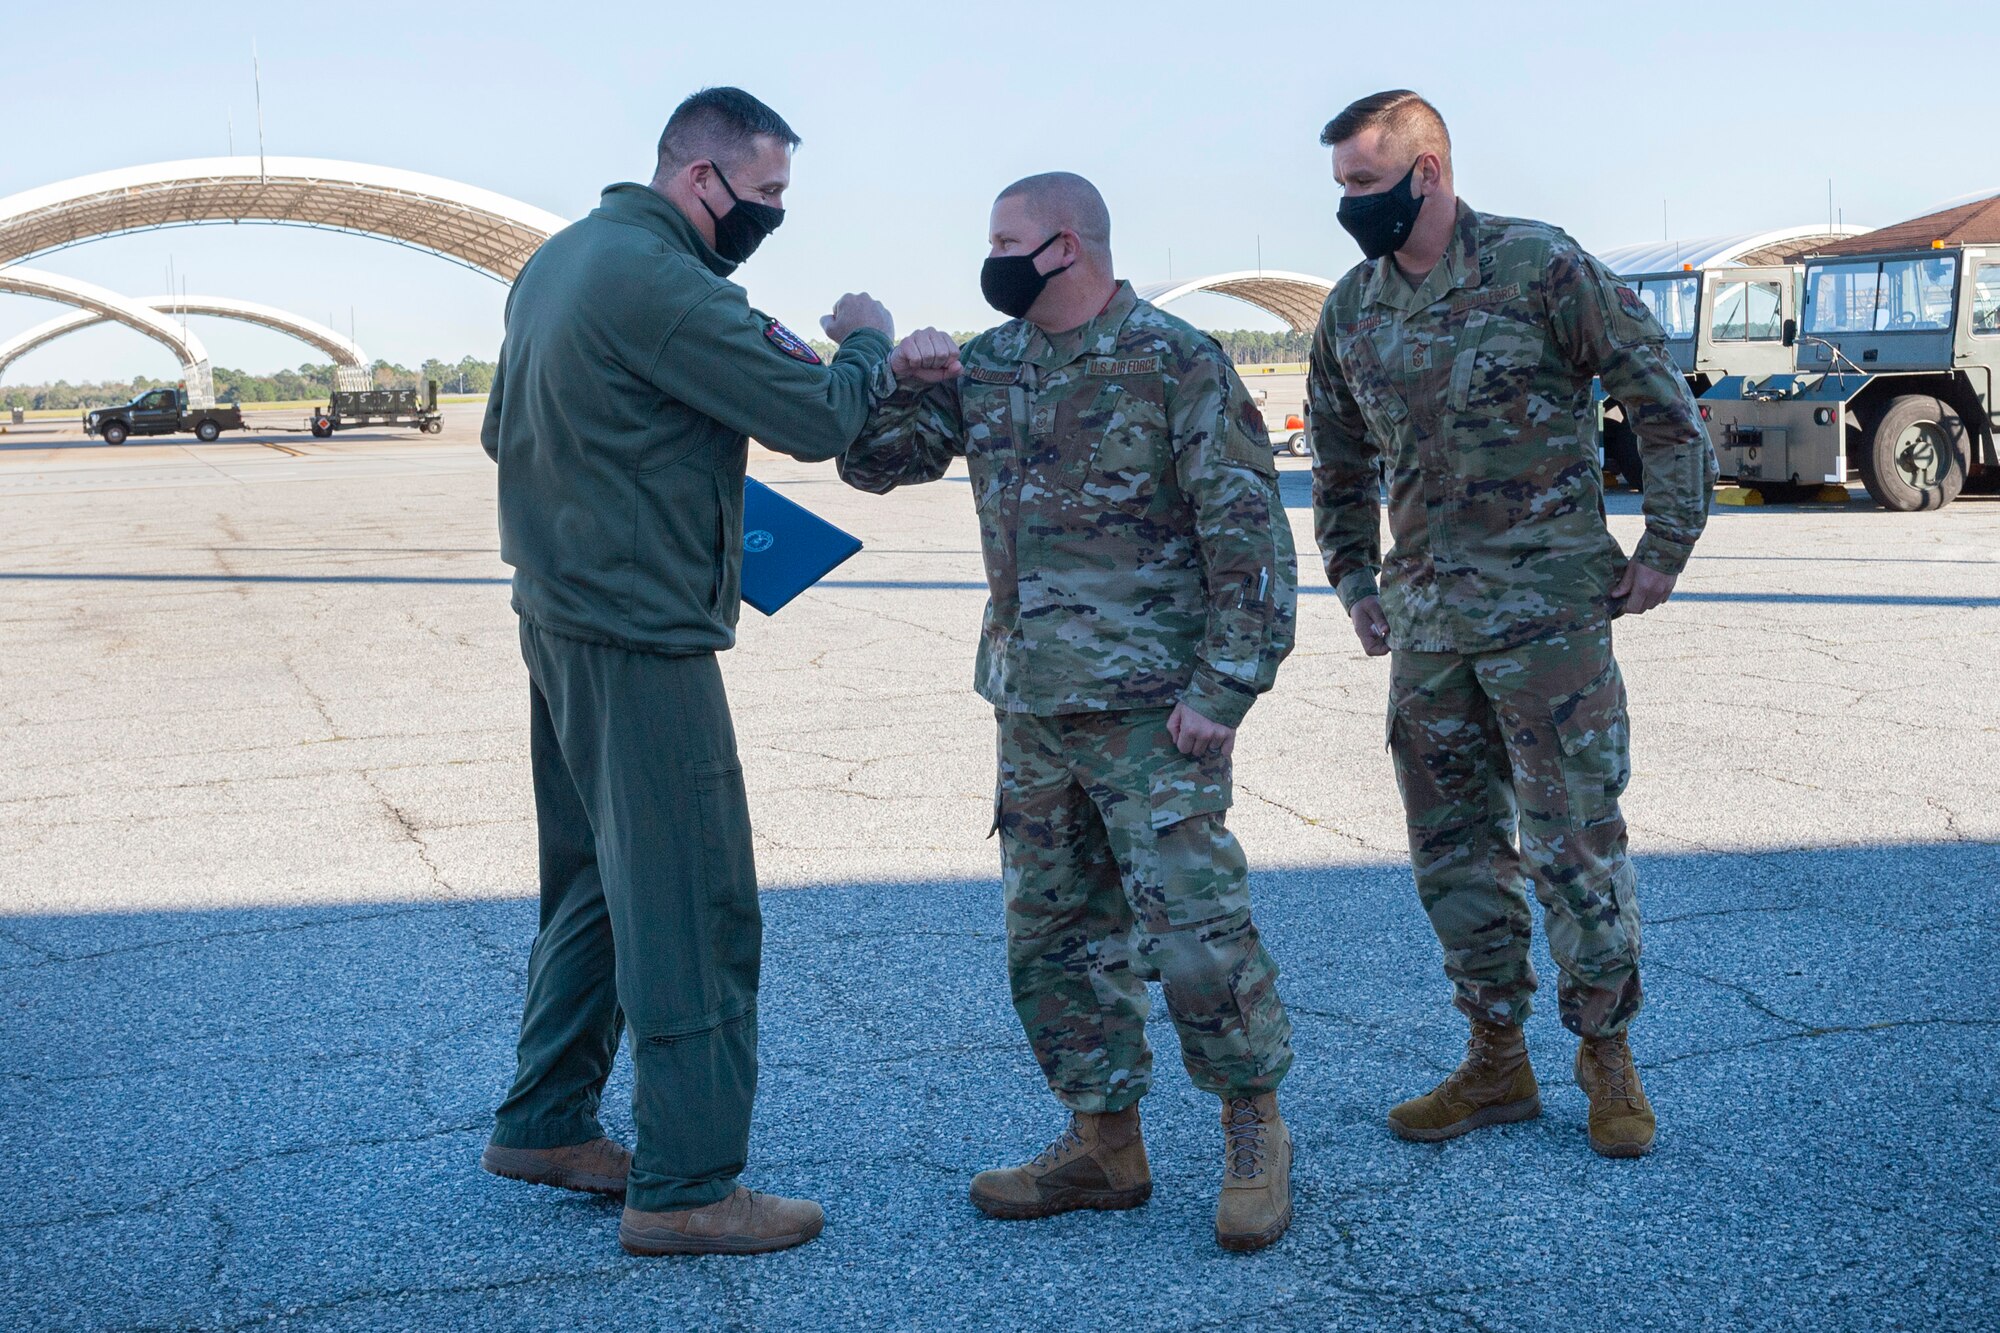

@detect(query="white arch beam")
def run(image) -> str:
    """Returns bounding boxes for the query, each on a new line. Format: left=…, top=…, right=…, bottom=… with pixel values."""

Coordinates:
left=1134, top=270, right=1334, bottom=334
left=0, top=267, right=209, bottom=379
left=0, top=295, right=365, bottom=380
left=0, top=157, right=570, bottom=282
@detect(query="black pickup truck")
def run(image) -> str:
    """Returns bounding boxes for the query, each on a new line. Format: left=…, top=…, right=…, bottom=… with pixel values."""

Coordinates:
left=83, top=387, right=243, bottom=445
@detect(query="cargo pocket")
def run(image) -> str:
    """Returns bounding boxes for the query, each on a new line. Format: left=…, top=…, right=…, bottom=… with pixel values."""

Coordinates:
left=692, top=758, right=760, bottom=1016
left=1149, top=748, right=1233, bottom=832
left=1549, top=662, right=1630, bottom=828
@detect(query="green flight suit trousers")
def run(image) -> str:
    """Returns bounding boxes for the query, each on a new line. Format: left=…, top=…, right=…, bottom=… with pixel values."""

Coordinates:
left=490, top=619, right=759, bottom=1212
left=1386, top=627, right=1643, bottom=1037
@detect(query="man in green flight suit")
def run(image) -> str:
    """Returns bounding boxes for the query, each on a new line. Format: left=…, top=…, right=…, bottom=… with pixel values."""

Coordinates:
left=841, top=172, right=1300, bottom=1251
left=478, top=87, right=897, bottom=1255
left=1308, top=91, right=1717, bottom=1159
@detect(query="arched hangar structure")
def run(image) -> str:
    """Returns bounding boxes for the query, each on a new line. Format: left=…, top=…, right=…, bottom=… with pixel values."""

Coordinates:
left=0, top=267, right=210, bottom=391
left=1134, top=270, right=1333, bottom=334
left=1597, top=223, right=1876, bottom=275
left=0, top=296, right=366, bottom=381
left=0, top=156, right=569, bottom=281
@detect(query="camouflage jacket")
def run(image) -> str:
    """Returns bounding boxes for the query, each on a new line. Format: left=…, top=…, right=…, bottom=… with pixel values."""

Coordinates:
left=1308, top=200, right=1716, bottom=654
left=839, top=282, right=1296, bottom=728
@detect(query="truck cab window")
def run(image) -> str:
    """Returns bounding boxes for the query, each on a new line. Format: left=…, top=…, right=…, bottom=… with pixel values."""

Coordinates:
left=1636, top=275, right=1700, bottom=340
left=1972, top=263, right=2000, bottom=336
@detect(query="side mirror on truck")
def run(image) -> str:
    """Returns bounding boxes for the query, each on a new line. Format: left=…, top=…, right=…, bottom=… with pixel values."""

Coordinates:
left=1781, top=318, right=1797, bottom=348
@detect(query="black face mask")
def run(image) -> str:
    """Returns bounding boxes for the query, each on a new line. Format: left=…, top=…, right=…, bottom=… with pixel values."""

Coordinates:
left=1336, top=162, right=1424, bottom=261
left=980, top=233, right=1072, bottom=319
left=700, top=164, right=784, bottom=264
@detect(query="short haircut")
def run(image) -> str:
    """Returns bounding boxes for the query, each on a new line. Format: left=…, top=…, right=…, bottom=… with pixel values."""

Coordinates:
left=656, top=87, right=799, bottom=174
left=1320, top=89, right=1451, bottom=168
left=995, top=172, right=1112, bottom=251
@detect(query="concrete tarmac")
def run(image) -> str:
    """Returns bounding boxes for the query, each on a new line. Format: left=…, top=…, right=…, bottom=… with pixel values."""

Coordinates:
left=1, top=405, right=1995, bottom=1330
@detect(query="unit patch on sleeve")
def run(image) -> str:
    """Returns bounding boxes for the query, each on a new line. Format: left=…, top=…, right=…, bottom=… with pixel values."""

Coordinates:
left=1614, top=287, right=1649, bottom=320
left=764, top=318, right=822, bottom=365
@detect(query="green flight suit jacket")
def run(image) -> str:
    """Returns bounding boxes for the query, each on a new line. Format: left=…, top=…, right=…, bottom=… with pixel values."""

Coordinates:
left=483, top=182, right=892, bottom=655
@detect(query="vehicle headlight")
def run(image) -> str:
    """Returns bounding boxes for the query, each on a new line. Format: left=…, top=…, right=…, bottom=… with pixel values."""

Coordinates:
left=1814, top=408, right=1833, bottom=426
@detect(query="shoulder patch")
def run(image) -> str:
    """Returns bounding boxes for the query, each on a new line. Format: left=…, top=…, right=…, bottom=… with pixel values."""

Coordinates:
left=966, top=364, right=1022, bottom=385
left=1086, top=355, right=1163, bottom=377
left=1614, top=286, right=1648, bottom=319
left=763, top=318, right=822, bottom=365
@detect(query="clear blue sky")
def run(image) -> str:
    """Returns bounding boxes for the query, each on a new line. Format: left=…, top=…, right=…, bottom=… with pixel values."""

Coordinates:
left=2, top=0, right=1993, bottom=384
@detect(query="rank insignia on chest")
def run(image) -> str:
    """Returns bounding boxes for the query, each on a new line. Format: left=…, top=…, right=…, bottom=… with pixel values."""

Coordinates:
left=1408, top=344, right=1430, bottom=372
left=1615, top=286, right=1648, bottom=319
left=1030, top=404, right=1057, bottom=436
left=763, top=318, right=822, bottom=364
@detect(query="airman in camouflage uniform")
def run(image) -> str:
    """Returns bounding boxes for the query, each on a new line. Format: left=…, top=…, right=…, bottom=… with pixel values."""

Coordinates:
left=841, top=172, right=1298, bottom=1250
left=1310, top=92, right=1715, bottom=1159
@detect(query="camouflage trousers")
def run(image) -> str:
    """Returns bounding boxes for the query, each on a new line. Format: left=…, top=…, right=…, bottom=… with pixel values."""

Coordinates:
left=995, top=708, right=1293, bottom=1113
left=1386, top=628, right=1643, bottom=1037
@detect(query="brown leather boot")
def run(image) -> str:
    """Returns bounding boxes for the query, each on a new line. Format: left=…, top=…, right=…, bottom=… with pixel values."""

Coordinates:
left=1215, top=1092, right=1292, bottom=1252
left=1388, top=1019, right=1541, bottom=1142
left=619, top=1187, right=825, bottom=1256
left=968, top=1105, right=1152, bottom=1220
left=480, top=1136, right=631, bottom=1197
left=1576, top=1034, right=1657, bottom=1158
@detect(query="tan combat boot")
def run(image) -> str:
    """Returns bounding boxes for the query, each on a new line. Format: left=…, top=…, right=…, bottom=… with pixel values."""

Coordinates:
left=619, top=1187, right=825, bottom=1256
left=1576, top=1034, right=1657, bottom=1158
left=968, top=1105, right=1152, bottom=1220
left=1387, top=1019, right=1541, bottom=1142
left=1215, top=1092, right=1292, bottom=1252
left=480, top=1136, right=631, bottom=1197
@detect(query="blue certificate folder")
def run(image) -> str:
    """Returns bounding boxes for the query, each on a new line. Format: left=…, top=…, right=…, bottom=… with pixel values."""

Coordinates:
left=739, top=476, right=864, bottom=616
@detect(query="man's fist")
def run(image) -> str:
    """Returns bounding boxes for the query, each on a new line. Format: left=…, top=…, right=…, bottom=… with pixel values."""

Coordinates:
left=821, top=293, right=893, bottom=344
left=890, top=328, right=962, bottom=385
left=1609, top=561, right=1677, bottom=615
left=1350, top=595, right=1390, bottom=657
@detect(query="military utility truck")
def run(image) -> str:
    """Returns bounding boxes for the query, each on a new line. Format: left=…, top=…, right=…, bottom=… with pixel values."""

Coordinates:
left=1598, top=265, right=1800, bottom=489
left=1699, top=244, right=2000, bottom=510
left=308, top=380, right=442, bottom=437
left=82, top=386, right=243, bottom=445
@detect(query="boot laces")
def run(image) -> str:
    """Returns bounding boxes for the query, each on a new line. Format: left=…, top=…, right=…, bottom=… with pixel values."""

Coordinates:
left=1224, top=1097, right=1267, bottom=1180
left=1589, top=1040, right=1641, bottom=1109
left=1029, top=1120, right=1085, bottom=1170
left=1439, top=1025, right=1512, bottom=1097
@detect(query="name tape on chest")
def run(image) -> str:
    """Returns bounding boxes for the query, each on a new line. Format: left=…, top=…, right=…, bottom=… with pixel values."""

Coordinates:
left=1449, top=283, right=1524, bottom=314
left=763, top=318, right=822, bottom=365
left=966, top=365, right=1022, bottom=385
left=1086, top=355, right=1162, bottom=377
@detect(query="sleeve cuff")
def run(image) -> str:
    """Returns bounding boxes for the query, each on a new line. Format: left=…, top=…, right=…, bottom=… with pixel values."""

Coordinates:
left=1180, top=672, right=1254, bottom=730
left=1334, top=568, right=1381, bottom=613
left=1633, top=531, right=1695, bottom=577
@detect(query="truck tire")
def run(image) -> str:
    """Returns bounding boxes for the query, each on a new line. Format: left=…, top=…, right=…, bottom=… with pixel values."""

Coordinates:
left=1857, top=394, right=1966, bottom=512
left=195, top=419, right=221, bottom=442
left=101, top=421, right=128, bottom=445
left=1285, top=431, right=1309, bottom=456
left=1602, top=417, right=1642, bottom=490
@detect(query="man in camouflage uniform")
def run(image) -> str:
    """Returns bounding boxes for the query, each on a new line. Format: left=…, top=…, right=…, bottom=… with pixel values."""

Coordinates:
left=840, top=172, right=1299, bottom=1250
left=1309, top=92, right=1716, bottom=1158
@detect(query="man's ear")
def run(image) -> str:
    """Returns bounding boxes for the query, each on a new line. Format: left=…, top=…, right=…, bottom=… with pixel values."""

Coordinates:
left=1416, top=152, right=1445, bottom=195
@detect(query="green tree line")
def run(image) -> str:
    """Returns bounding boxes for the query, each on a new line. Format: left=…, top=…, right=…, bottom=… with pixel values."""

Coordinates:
left=3, top=355, right=499, bottom=411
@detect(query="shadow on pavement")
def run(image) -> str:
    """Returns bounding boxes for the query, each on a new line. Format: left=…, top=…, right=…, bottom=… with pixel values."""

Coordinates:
left=2, top=841, right=1995, bottom=1331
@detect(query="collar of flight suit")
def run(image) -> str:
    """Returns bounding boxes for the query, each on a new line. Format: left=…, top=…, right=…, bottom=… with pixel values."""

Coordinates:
left=1022, top=279, right=1139, bottom=372
left=592, top=182, right=739, bottom=280
left=1360, top=198, right=1484, bottom=314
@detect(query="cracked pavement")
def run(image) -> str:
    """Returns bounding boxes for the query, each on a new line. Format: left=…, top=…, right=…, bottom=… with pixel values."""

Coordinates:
left=2, top=404, right=1997, bottom=1331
